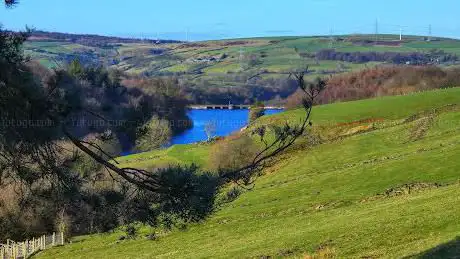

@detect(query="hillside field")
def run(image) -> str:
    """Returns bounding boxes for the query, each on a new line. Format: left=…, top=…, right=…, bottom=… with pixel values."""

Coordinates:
left=24, top=34, right=460, bottom=92
left=37, top=87, right=460, bottom=258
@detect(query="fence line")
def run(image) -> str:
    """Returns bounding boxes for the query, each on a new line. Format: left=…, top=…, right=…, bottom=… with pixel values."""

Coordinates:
left=0, top=232, right=64, bottom=259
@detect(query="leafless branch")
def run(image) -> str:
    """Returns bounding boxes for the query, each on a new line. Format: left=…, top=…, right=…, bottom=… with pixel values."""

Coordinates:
left=220, top=69, right=324, bottom=185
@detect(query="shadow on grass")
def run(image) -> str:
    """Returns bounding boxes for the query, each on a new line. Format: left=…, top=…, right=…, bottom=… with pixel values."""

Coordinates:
left=405, top=236, right=460, bottom=259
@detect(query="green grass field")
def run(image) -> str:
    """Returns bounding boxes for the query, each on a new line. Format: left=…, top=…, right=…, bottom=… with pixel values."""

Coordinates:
left=36, top=87, right=460, bottom=258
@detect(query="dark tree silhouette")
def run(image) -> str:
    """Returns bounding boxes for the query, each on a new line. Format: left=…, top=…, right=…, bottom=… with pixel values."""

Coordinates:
left=0, top=1, right=327, bottom=238
left=4, top=0, right=17, bottom=7
left=1, top=0, right=324, bottom=195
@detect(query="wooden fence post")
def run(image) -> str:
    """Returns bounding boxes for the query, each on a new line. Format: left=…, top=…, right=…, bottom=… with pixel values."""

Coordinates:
left=52, top=232, right=56, bottom=246
left=22, top=242, right=26, bottom=258
left=61, top=232, right=64, bottom=245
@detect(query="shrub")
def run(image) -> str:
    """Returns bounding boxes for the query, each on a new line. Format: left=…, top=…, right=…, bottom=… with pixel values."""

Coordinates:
left=124, top=225, right=137, bottom=239
left=209, top=134, right=259, bottom=172
left=222, top=186, right=243, bottom=203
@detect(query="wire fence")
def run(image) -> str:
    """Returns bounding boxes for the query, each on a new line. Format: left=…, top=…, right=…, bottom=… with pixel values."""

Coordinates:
left=0, top=232, right=64, bottom=259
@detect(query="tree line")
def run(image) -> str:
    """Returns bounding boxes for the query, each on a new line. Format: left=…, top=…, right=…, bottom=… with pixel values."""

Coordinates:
left=286, top=65, right=460, bottom=109
left=315, top=49, right=458, bottom=65
left=28, top=30, right=181, bottom=47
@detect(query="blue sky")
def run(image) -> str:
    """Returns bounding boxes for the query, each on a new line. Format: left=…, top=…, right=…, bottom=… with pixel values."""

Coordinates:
left=1, top=0, right=459, bottom=40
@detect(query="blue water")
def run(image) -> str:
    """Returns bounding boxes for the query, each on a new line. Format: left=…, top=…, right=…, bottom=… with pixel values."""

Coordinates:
left=170, top=109, right=284, bottom=145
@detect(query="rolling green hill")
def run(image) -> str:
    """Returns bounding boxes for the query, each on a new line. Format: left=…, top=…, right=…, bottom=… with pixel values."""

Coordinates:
left=25, top=33, right=460, bottom=86
left=24, top=32, right=460, bottom=105
left=37, top=87, right=460, bottom=258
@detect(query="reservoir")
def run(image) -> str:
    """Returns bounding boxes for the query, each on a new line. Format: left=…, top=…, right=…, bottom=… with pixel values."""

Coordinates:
left=170, top=109, right=284, bottom=145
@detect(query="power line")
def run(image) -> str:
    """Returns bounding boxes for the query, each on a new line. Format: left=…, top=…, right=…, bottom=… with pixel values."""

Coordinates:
left=329, top=27, right=334, bottom=48
left=400, top=26, right=402, bottom=41
left=239, top=47, right=245, bottom=69
left=428, top=24, right=432, bottom=41
left=374, top=19, right=379, bottom=41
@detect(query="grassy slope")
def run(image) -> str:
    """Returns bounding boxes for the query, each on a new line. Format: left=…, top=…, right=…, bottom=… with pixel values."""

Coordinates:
left=115, top=144, right=210, bottom=169
left=38, top=88, right=460, bottom=258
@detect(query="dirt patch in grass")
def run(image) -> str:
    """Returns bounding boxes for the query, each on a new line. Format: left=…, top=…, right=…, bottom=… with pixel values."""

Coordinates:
left=404, top=104, right=458, bottom=124
left=408, top=115, right=436, bottom=142
left=362, top=182, right=445, bottom=202
left=303, top=243, right=336, bottom=259
left=313, top=200, right=353, bottom=211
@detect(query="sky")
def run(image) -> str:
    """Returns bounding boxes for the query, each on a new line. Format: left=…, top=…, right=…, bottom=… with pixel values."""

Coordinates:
left=1, top=0, right=460, bottom=41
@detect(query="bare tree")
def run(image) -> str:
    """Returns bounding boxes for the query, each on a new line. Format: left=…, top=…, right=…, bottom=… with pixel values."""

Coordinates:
left=219, top=69, right=326, bottom=186
left=204, top=121, right=217, bottom=141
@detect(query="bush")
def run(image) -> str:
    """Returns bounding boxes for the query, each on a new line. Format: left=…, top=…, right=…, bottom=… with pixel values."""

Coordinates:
left=124, top=225, right=137, bottom=239
left=209, top=134, right=259, bottom=172
left=222, top=186, right=243, bottom=203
